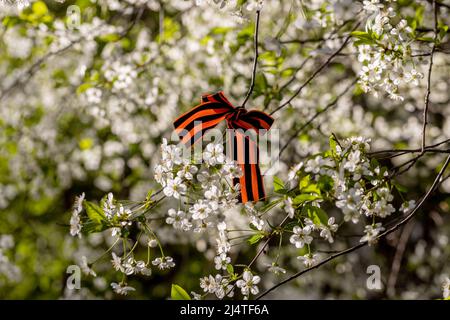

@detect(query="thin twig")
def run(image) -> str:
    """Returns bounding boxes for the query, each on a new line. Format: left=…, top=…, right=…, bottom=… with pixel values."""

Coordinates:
left=421, top=0, right=439, bottom=152
left=277, top=20, right=353, bottom=95
left=270, top=21, right=361, bottom=116
left=257, top=154, right=450, bottom=300
left=279, top=79, right=356, bottom=157
left=241, top=10, right=261, bottom=109
left=247, top=213, right=291, bottom=268
left=369, top=138, right=450, bottom=156
left=279, top=34, right=347, bottom=45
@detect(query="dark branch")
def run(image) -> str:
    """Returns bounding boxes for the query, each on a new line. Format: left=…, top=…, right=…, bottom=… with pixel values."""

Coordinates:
left=369, top=138, right=450, bottom=156
left=270, top=21, right=361, bottom=116
left=279, top=79, right=356, bottom=157
left=421, top=0, right=439, bottom=152
left=241, top=10, right=261, bottom=109
left=257, top=154, right=450, bottom=300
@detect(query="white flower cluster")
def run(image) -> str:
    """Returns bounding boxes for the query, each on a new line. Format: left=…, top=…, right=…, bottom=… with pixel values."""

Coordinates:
left=360, top=222, right=385, bottom=245
left=196, top=269, right=261, bottom=300
left=245, top=203, right=267, bottom=230
left=155, top=140, right=241, bottom=232
left=111, top=282, right=135, bottom=295
left=80, top=256, right=97, bottom=277
left=51, top=17, right=118, bottom=52
left=111, top=253, right=152, bottom=276
left=102, top=193, right=132, bottom=237
left=197, top=222, right=263, bottom=299
left=152, top=256, right=176, bottom=270
left=193, top=221, right=233, bottom=298
left=199, top=273, right=234, bottom=299
left=357, top=0, right=423, bottom=100
left=332, top=137, right=396, bottom=223
left=103, top=61, right=138, bottom=93
left=214, top=221, right=231, bottom=270
left=288, top=217, right=336, bottom=266
left=288, top=136, right=409, bottom=249
left=70, top=192, right=84, bottom=238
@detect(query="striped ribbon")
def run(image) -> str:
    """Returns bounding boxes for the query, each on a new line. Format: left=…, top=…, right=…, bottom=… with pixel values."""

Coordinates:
left=173, top=91, right=274, bottom=203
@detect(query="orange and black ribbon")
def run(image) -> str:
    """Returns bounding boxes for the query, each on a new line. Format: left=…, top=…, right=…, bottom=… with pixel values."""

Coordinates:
left=173, top=91, right=274, bottom=203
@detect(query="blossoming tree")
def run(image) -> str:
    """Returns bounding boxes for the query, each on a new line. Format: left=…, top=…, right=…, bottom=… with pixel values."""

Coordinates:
left=0, top=0, right=449, bottom=300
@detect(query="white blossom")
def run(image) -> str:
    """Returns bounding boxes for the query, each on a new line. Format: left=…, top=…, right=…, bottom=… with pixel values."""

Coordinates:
left=203, top=143, right=226, bottom=166
left=236, top=270, right=260, bottom=297
left=151, top=256, right=175, bottom=270
left=298, top=253, right=320, bottom=268
left=360, top=223, right=385, bottom=245
left=290, top=226, right=313, bottom=249
left=111, top=282, right=135, bottom=295
left=214, top=253, right=231, bottom=270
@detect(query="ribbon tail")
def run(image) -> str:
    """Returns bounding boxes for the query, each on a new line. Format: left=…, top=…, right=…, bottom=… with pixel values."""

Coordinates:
left=231, top=129, right=266, bottom=203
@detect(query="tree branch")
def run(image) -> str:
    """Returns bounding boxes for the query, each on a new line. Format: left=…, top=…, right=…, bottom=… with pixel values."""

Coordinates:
left=270, top=21, right=361, bottom=116
left=241, top=10, right=261, bottom=109
left=421, top=0, right=439, bottom=152
left=279, top=79, right=356, bottom=157
left=369, top=137, right=450, bottom=156
left=256, top=154, right=450, bottom=300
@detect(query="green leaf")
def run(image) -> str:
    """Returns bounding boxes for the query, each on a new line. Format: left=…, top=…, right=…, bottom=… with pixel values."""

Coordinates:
left=302, top=183, right=321, bottom=195
left=281, top=67, right=295, bottom=78
left=439, top=24, right=449, bottom=41
left=303, top=205, right=328, bottom=225
left=351, top=31, right=375, bottom=46
left=171, top=284, right=191, bottom=300
left=351, top=31, right=369, bottom=37
left=273, top=176, right=286, bottom=193
left=354, top=39, right=375, bottom=46
left=78, top=138, right=93, bottom=150
left=393, top=182, right=408, bottom=193
left=416, top=36, right=434, bottom=42
left=32, top=1, right=48, bottom=16
left=145, top=189, right=154, bottom=204
left=317, top=175, right=334, bottom=193
left=248, top=233, right=264, bottom=245
left=84, top=201, right=105, bottom=224
left=414, top=6, right=424, bottom=28
left=99, top=33, right=120, bottom=42
left=293, top=193, right=321, bottom=205
left=82, top=221, right=106, bottom=233
left=226, top=264, right=234, bottom=275
left=329, top=135, right=337, bottom=153
left=299, top=175, right=310, bottom=188
left=253, top=73, right=268, bottom=96
left=211, top=26, right=233, bottom=35
left=76, top=83, right=92, bottom=95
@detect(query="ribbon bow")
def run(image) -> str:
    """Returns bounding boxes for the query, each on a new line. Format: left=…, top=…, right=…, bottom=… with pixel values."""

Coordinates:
left=173, top=91, right=274, bottom=203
